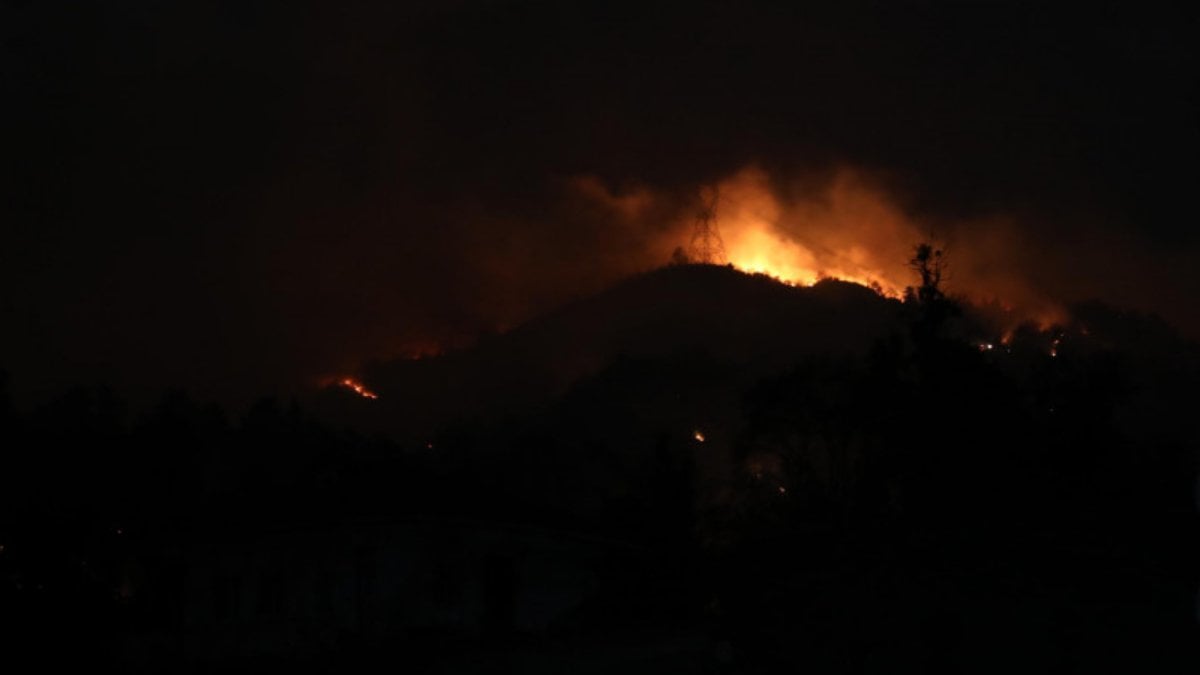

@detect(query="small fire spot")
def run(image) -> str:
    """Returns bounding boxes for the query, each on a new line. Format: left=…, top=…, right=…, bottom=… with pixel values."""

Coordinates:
left=340, top=378, right=379, bottom=400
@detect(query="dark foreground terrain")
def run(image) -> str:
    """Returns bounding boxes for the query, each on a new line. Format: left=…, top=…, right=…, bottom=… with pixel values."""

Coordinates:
left=2, top=266, right=1196, bottom=672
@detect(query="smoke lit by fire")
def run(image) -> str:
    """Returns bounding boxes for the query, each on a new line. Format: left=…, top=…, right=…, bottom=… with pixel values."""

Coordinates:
left=711, top=168, right=907, bottom=297
left=330, top=165, right=1074, bottom=389
left=572, top=165, right=1066, bottom=328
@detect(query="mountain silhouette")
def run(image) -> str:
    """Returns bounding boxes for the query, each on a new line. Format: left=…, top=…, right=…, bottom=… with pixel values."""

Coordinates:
left=318, top=264, right=903, bottom=439
left=5, top=263, right=1197, bottom=672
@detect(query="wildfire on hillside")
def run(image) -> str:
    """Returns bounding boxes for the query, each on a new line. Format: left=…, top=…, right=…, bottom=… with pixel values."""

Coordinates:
left=340, top=378, right=378, bottom=400
left=575, top=166, right=1066, bottom=328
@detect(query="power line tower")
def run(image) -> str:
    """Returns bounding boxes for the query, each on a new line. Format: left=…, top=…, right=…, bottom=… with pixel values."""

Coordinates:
left=689, top=185, right=727, bottom=264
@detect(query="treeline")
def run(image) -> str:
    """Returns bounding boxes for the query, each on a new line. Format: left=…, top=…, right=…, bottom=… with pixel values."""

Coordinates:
left=704, top=293, right=1200, bottom=670
left=0, top=285, right=1197, bottom=670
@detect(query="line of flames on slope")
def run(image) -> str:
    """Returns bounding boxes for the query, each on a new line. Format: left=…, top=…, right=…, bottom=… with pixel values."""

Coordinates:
left=340, top=377, right=378, bottom=400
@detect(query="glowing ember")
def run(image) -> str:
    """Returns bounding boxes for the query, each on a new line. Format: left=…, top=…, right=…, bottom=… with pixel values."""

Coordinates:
left=341, top=378, right=379, bottom=399
left=693, top=430, right=706, bottom=443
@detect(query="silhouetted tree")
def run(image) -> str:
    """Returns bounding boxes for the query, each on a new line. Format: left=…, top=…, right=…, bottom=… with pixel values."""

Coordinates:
left=670, top=246, right=690, bottom=266
left=907, top=242, right=945, bottom=304
left=904, top=240, right=965, bottom=358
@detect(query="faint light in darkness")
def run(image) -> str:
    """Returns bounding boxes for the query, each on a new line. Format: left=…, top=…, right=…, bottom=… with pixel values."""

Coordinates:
left=341, top=378, right=379, bottom=399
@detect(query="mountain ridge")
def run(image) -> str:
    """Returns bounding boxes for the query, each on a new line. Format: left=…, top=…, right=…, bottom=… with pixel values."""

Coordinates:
left=320, top=264, right=904, bottom=438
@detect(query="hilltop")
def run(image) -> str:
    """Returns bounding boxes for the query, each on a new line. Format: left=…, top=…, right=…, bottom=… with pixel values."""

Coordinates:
left=320, top=264, right=904, bottom=438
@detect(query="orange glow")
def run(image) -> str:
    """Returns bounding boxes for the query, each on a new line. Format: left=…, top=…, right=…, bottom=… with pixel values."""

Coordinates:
left=725, top=226, right=904, bottom=299
left=693, top=429, right=706, bottom=443
left=566, top=165, right=1071, bottom=325
left=341, top=378, right=379, bottom=399
left=711, top=167, right=909, bottom=298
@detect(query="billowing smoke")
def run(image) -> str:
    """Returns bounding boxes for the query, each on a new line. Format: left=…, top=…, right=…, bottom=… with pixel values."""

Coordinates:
left=5, top=1, right=1196, bottom=408
left=557, top=165, right=1066, bottom=330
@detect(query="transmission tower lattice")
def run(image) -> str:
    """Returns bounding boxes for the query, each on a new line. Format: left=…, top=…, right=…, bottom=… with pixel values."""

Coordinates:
left=689, top=186, right=727, bottom=264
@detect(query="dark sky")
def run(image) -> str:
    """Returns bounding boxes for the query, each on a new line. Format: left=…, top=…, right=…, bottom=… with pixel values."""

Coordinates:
left=3, top=0, right=1197, bottom=406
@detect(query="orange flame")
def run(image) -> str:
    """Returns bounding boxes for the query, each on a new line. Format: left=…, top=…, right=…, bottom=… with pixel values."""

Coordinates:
left=665, top=166, right=1069, bottom=329
left=564, top=165, right=1081, bottom=358
left=708, top=167, right=910, bottom=298
left=340, top=377, right=378, bottom=399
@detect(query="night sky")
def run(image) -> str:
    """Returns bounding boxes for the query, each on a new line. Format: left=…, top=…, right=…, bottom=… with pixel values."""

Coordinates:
left=3, top=1, right=1197, bottom=406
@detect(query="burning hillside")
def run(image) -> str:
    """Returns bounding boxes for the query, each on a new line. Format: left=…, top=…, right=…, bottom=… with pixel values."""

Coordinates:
left=573, top=165, right=1065, bottom=327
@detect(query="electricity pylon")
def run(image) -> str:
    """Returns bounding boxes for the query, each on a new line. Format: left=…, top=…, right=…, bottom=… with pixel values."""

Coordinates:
left=689, top=185, right=727, bottom=265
